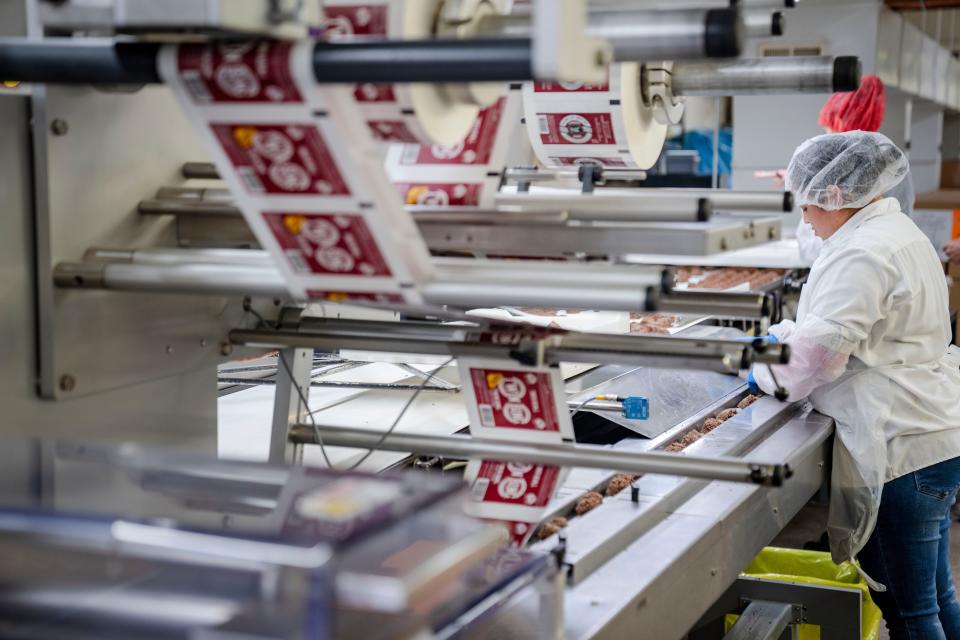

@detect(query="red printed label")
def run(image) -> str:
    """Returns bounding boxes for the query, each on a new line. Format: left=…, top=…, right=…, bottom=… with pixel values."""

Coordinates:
left=353, top=83, right=398, bottom=103
left=306, top=290, right=405, bottom=303
left=177, top=41, right=302, bottom=104
left=323, top=5, right=389, bottom=37
left=366, top=120, right=419, bottom=143
left=467, top=368, right=562, bottom=433
left=396, top=183, right=484, bottom=207
left=534, top=81, right=609, bottom=92
left=469, top=461, right=561, bottom=508
left=537, top=113, right=617, bottom=146
left=213, top=124, right=351, bottom=196
left=550, top=156, right=628, bottom=168
left=400, top=98, right=506, bottom=166
left=265, top=212, right=393, bottom=277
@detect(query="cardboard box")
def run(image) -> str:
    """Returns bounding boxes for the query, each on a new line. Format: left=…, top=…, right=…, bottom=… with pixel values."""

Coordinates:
left=941, top=160, right=960, bottom=190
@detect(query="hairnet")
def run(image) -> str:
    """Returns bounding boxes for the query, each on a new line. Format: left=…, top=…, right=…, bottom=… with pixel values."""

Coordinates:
left=785, top=131, right=908, bottom=211
left=817, top=75, right=886, bottom=133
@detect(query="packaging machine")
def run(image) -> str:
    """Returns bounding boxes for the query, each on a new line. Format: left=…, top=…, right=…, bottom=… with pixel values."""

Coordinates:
left=0, top=0, right=858, bottom=637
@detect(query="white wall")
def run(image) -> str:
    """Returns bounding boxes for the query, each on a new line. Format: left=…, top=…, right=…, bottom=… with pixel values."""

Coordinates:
left=731, top=0, right=883, bottom=227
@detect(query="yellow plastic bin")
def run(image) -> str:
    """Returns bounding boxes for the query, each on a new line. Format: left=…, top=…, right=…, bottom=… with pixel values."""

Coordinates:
left=724, top=547, right=882, bottom=640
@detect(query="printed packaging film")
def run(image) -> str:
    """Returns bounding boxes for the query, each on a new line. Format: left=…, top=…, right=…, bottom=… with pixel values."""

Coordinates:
left=160, top=39, right=435, bottom=304
left=459, top=355, right=574, bottom=546
left=322, top=0, right=494, bottom=147
left=522, top=64, right=668, bottom=171
left=386, top=88, right=528, bottom=209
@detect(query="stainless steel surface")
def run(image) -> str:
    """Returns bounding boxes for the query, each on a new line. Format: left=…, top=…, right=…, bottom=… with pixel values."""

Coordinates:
left=496, top=190, right=710, bottom=222
left=545, top=406, right=834, bottom=639
left=504, top=166, right=648, bottom=184
left=181, top=161, right=220, bottom=179
left=138, top=198, right=246, bottom=217
left=268, top=348, right=311, bottom=464
left=672, top=56, right=842, bottom=96
left=418, top=218, right=782, bottom=258
left=230, top=323, right=787, bottom=374
left=287, top=425, right=790, bottom=486
left=55, top=257, right=664, bottom=311
left=587, top=8, right=737, bottom=61
left=86, top=246, right=272, bottom=267
left=723, top=600, right=794, bottom=640
left=55, top=260, right=289, bottom=297
left=692, top=577, right=863, bottom=640
left=19, top=62, right=235, bottom=440
left=637, top=189, right=791, bottom=212
left=659, top=290, right=772, bottom=318
left=566, top=366, right=744, bottom=437
left=742, top=10, right=783, bottom=38
left=480, top=8, right=742, bottom=61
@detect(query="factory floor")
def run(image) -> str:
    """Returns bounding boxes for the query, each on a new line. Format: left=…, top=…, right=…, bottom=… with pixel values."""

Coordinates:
left=773, top=502, right=960, bottom=640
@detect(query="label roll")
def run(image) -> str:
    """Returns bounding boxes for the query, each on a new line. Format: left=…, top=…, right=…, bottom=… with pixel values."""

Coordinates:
left=162, top=40, right=433, bottom=304
left=322, top=0, right=507, bottom=147
left=386, top=85, right=530, bottom=209
left=522, top=63, right=668, bottom=170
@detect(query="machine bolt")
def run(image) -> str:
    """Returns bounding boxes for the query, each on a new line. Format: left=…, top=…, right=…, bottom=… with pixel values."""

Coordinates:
left=166, top=344, right=173, bottom=354
left=220, top=341, right=234, bottom=356
left=50, top=119, right=69, bottom=136
left=59, top=374, right=76, bottom=392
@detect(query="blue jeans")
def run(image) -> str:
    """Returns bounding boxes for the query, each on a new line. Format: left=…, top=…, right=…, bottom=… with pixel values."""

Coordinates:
left=857, top=456, right=960, bottom=640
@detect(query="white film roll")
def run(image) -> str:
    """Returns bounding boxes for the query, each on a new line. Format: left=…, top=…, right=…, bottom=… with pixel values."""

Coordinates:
left=522, top=63, right=668, bottom=171
left=322, top=0, right=507, bottom=147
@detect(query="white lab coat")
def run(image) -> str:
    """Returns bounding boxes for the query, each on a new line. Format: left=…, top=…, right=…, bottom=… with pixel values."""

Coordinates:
left=753, top=197, right=960, bottom=586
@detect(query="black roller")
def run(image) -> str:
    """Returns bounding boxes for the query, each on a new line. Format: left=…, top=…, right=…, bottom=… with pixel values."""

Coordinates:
left=783, top=191, right=794, bottom=211
left=311, top=37, right=535, bottom=84
left=696, top=197, right=712, bottom=221
left=0, top=37, right=536, bottom=85
left=0, top=39, right=162, bottom=84
left=771, top=11, right=785, bottom=36
left=832, top=56, right=862, bottom=92
left=705, top=8, right=743, bottom=58
left=644, top=285, right=660, bottom=312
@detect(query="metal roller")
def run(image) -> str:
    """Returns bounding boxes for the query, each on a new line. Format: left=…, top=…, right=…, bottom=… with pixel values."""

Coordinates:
left=287, top=425, right=792, bottom=486
left=479, top=7, right=742, bottom=61
left=229, top=326, right=788, bottom=373
left=0, top=37, right=536, bottom=85
left=742, top=10, right=785, bottom=38
left=54, top=258, right=664, bottom=311
left=630, top=189, right=794, bottom=212
left=671, top=55, right=862, bottom=96
left=497, top=190, right=712, bottom=222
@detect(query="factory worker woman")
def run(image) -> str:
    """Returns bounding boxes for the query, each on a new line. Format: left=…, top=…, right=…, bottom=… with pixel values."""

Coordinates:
left=796, top=75, right=916, bottom=265
left=749, top=131, right=960, bottom=639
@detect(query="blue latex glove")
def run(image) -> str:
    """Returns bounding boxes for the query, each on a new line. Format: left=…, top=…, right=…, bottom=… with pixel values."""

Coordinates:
left=746, top=370, right=760, bottom=394
left=734, top=335, right=780, bottom=345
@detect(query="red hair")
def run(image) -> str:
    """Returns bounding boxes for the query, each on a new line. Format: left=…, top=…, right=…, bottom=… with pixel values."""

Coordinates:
left=817, top=75, right=886, bottom=133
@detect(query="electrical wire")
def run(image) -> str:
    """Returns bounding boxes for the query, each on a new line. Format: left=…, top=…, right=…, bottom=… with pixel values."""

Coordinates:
left=346, top=356, right=456, bottom=471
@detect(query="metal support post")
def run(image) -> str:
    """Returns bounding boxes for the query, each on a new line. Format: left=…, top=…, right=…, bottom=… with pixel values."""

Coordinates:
left=269, top=348, right=312, bottom=465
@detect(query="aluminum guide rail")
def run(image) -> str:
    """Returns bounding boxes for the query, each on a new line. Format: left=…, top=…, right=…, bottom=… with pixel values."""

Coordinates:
left=229, top=324, right=789, bottom=373
left=54, top=258, right=665, bottom=312
left=287, top=425, right=791, bottom=486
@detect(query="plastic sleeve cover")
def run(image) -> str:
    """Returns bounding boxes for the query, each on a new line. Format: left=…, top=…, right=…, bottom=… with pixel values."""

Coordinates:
left=752, top=248, right=892, bottom=401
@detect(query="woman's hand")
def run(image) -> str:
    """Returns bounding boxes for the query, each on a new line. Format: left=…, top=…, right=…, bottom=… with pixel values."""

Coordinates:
left=944, top=239, right=960, bottom=264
